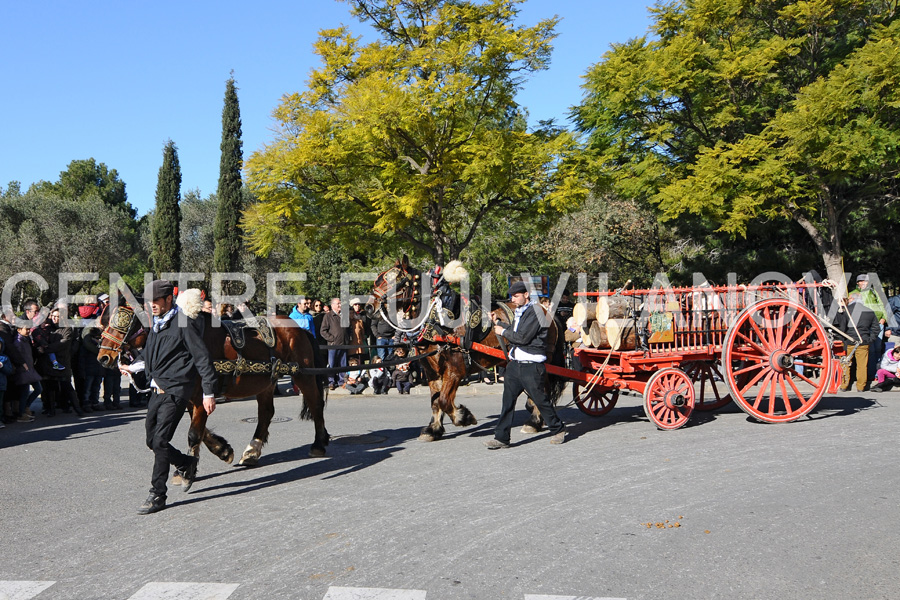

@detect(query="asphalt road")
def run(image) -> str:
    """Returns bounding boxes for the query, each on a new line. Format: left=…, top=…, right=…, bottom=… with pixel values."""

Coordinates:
left=1, top=381, right=898, bottom=600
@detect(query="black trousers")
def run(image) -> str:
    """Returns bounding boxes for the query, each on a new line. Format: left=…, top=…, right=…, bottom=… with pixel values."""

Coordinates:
left=145, top=392, right=191, bottom=497
left=494, top=360, right=564, bottom=444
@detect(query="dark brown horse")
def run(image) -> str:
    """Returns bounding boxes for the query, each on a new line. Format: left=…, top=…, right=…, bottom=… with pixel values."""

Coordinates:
left=366, top=256, right=567, bottom=442
left=96, top=291, right=328, bottom=468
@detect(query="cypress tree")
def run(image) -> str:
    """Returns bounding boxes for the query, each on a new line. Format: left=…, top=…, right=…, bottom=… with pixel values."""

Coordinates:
left=151, top=139, right=182, bottom=276
left=213, top=74, right=244, bottom=288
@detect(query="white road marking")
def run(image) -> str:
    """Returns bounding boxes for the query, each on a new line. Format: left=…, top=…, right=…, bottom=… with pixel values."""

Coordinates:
left=127, top=582, right=240, bottom=600
left=525, top=595, right=626, bottom=600
left=0, top=581, right=55, bottom=600
left=322, top=587, right=427, bottom=600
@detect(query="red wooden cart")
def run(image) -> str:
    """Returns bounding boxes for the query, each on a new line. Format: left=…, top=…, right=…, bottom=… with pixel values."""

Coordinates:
left=565, top=282, right=845, bottom=429
left=435, top=281, right=845, bottom=430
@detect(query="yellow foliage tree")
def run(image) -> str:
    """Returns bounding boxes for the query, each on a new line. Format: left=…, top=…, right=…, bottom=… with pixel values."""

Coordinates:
left=245, top=0, right=586, bottom=263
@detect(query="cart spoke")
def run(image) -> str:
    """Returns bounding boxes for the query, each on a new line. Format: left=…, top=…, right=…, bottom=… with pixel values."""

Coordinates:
left=786, top=325, right=816, bottom=353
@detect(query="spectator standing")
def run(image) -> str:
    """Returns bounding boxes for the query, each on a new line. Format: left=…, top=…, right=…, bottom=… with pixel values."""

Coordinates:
left=853, top=274, right=888, bottom=379
left=320, top=298, right=349, bottom=390
left=34, top=308, right=80, bottom=416
left=12, top=323, right=42, bottom=420
left=0, top=337, right=16, bottom=423
left=79, top=325, right=105, bottom=411
left=0, top=311, right=24, bottom=422
left=372, top=311, right=396, bottom=360
left=835, top=292, right=880, bottom=392
left=289, top=299, right=316, bottom=338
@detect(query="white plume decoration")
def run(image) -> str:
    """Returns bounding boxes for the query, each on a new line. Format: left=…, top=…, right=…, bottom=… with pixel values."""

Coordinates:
left=443, top=260, right=468, bottom=284
left=176, top=288, right=204, bottom=319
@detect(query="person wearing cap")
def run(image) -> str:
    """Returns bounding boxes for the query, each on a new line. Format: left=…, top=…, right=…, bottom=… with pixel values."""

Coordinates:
left=134, top=279, right=218, bottom=514
left=834, top=291, right=880, bottom=392
left=853, top=274, right=888, bottom=379
left=485, top=281, right=566, bottom=449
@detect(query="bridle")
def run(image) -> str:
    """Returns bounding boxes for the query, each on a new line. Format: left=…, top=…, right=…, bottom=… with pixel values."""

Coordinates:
left=99, top=305, right=147, bottom=363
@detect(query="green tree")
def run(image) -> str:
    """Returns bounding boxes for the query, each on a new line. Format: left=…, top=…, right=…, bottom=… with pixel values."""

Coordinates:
left=0, top=190, right=137, bottom=307
left=30, top=158, right=135, bottom=218
left=214, top=75, right=244, bottom=285
left=575, top=0, right=899, bottom=283
left=245, top=0, right=586, bottom=264
left=1, top=181, right=22, bottom=198
left=151, top=140, right=182, bottom=276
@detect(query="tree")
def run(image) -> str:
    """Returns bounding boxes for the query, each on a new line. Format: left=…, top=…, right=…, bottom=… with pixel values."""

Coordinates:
left=575, top=0, right=899, bottom=283
left=0, top=190, right=137, bottom=307
left=244, top=0, right=586, bottom=264
left=214, top=75, right=244, bottom=284
left=151, top=140, right=182, bottom=276
left=30, top=158, right=135, bottom=218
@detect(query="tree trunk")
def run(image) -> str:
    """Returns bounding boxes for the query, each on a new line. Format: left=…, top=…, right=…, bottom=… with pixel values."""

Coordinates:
left=793, top=190, right=844, bottom=291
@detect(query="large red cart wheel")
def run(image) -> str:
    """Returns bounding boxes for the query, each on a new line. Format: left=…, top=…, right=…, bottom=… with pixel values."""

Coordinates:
left=682, top=360, right=733, bottom=412
left=573, top=383, right=619, bottom=417
left=722, top=299, right=832, bottom=423
left=643, top=368, right=695, bottom=430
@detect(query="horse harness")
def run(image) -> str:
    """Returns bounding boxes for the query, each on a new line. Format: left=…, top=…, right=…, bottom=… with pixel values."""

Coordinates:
left=214, top=318, right=301, bottom=381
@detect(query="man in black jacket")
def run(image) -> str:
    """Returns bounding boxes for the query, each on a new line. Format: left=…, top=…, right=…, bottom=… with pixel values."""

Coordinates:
left=136, top=280, right=218, bottom=514
left=485, top=281, right=565, bottom=449
left=834, top=292, right=880, bottom=392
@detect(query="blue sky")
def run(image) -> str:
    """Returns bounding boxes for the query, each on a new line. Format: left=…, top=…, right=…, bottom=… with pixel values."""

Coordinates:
left=1, top=1, right=655, bottom=216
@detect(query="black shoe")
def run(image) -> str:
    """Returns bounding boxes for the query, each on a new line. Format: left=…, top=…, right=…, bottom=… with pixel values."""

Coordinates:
left=106, top=402, right=122, bottom=410
left=137, top=493, right=166, bottom=515
left=181, top=456, right=199, bottom=492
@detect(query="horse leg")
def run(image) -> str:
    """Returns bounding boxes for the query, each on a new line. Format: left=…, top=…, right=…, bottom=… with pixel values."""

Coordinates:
left=440, top=374, right=477, bottom=428
left=440, top=353, right=476, bottom=428
left=521, top=396, right=545, bottom=434
left=294, top=374, right=329, bottom=457
left=419, top=382, right=446, bottom=442
left=239, top=386, right=275, bottom=466
left=201, top=427, right=235, bottom=464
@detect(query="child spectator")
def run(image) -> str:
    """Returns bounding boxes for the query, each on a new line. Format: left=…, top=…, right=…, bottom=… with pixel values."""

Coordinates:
left=872, top=345, right=900, bottom=392
left=12, top=323, right=42, bottom=421
left=344, top=358, right=369, bottom=395
left=392, top=347, right=411, bottom=394
left=369, top=357, right=392, bottom=395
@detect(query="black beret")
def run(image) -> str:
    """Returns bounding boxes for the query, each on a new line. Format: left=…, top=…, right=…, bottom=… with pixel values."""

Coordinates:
left=149, top=279, right=175, bottom=300
left=509, top=281, right=528, bottom=296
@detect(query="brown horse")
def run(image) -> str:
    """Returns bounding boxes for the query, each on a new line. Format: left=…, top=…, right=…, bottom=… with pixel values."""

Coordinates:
left=96, top=291, right=328, bottom=468
left=366, top=256, right=567, bottom=442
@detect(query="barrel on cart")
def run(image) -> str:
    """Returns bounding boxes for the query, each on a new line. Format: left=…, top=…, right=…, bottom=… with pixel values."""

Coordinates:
left=566, top=282, right=845, bottom=430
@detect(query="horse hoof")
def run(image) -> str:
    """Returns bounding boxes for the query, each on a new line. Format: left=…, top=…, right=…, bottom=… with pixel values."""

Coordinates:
left=171, top=473, right=184, bottom=487
left=418, top=433, right=436, bottom=442
left=309, top=446, right=326, bottom=458
left=238, top=455, right=259, bottom=467
left=521, top=424, right=541, bottom=434
left=223, top=448, right=235, bottom=464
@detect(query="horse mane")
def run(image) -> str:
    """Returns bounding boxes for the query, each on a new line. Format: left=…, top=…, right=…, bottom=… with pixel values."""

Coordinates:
left=176, top=289, right=204, bottom=319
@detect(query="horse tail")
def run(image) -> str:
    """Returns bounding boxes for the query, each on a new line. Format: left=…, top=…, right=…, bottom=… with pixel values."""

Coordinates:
left=299, top=328, right=327, bottom=420
left=547, top=313, right=568, bottom=406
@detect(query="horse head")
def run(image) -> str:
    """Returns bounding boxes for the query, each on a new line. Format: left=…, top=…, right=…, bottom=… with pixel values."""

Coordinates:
left=97, top=304, right=148, bottom=369
left=367, top=254, right=422, bottom=322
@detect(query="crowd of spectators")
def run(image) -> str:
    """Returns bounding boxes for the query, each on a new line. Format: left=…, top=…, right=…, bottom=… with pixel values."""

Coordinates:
left=288, top=296, right=434, bottom=395
left=837, top=274, right=900, bottom=393
left=0, top=295, right=149, bottom=429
